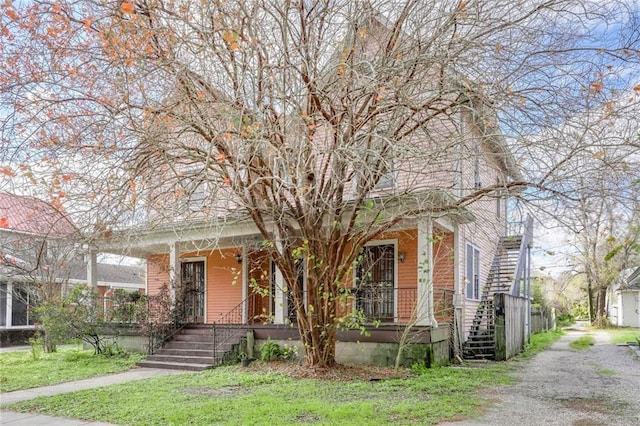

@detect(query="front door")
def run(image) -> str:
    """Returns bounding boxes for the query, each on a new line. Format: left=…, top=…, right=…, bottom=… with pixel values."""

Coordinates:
left=181, top=261, right=205, bottom=323
left=355, top=244, right=395, bottom=322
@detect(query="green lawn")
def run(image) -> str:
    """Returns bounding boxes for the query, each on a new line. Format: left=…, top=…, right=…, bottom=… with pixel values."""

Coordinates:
left=2, top=330, right=565, bottom=425
left=5, top=364, right=512, bottom=425
left=604, top=328, right=640, bottom=344
left=0, top=347, right=144, bottom=392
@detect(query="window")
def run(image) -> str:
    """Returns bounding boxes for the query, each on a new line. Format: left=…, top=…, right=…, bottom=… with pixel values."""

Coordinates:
left=374, top=158, right=395, bottom=190
left=355, top=244, right=395, bottom=321
left=0, top=282, right=6, bottom=327
left=466, top=244, right=480, bottom=300
left=11, top=285, right=36, bottom=326
left=187, top=178, right=208, bottom=212
left=354, top=131, right=395, bottom=191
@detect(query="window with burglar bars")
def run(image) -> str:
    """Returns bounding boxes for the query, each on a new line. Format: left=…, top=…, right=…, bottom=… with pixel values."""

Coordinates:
left=355, top=244, right=395, bottom=322
left=181, top=261, right=205, bottom=323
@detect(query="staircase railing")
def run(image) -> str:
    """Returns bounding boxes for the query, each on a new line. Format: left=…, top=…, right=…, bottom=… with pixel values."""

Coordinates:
left=467, top=217, right=530, bottom=337
left=212, top=298, right=250, bottom=365
left=509, top=215, right=533, bottom=296
left=146, top=293, right=188, bottom=355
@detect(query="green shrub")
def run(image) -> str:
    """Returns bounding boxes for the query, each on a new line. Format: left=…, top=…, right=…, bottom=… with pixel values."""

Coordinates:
left=556, top=314, right=575, bottom=328
left=280, top=344, right=298, bottom=361
left=260, top=339, right=282, bottom=361
left=28, top=334, right=43, bottom=361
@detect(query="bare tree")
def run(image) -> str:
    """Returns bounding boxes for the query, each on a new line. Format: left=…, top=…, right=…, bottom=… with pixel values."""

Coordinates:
left=1, top=1, right=639, bottom=366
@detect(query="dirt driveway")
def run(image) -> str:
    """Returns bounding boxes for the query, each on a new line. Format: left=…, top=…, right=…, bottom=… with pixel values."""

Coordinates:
left=444, top=326, right=640, bottom=425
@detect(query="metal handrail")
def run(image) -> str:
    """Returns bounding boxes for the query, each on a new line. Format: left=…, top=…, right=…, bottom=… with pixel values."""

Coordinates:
left=510, top=215, right=533, bottom=296
left=212, top=297, right=248, bottom=365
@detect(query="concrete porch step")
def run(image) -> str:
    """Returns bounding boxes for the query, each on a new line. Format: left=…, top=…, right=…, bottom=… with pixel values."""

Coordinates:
left=158, top=349, right=215, bottom=357
left=136, top=360, right=214, bottom=371
left=164, top=341, right=215, bottom=350
left=145, top=354, right=214, bottom=364
left=173, top=334, right=215, bottom=342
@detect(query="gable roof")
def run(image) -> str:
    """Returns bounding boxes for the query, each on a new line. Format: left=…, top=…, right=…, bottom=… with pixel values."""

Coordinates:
left=626, top=267, right=640, bottom=290
left=68, top=262, right=145, bottom=286
left=0, top=192, right=77, bottom=237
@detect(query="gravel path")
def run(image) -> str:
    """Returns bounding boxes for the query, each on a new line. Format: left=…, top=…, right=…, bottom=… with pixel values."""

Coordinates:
left=443, top=327, right=640, bottom=425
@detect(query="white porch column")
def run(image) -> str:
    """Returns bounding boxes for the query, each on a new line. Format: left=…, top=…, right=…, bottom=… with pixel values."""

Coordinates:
left=417, top=219, right=438, bottom=326
left=168, top=242, right=180, bottom=304
left=241, top=245, right=248, bottom=324
left=86, top=249, right=98, bottom=290
left=273, top=263, right=287, bottom=325
left=5, top=282, right=13, bottom=327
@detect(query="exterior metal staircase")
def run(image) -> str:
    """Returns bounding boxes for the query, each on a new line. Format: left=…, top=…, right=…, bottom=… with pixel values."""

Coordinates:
left=463, top=216, right=532, bottom=360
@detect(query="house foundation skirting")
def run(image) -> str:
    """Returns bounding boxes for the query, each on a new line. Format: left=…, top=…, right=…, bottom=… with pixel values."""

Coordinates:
left=86, top=323, right=452, bottom=367
left=251, top=323, right=451, bottom=367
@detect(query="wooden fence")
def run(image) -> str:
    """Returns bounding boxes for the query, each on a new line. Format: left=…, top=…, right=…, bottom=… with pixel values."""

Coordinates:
left=494, top=293, right=528, bottom=361
left=530, top=306, right=555, bottom=334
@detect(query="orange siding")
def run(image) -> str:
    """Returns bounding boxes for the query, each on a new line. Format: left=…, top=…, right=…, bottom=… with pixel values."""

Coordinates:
left=181, top=248, right=243, bottom=324
left=433, top=230, right=455, bottom=323
left=248, top=251, right=272, bottom=323
left=147, top=254, right=170, bottom=295
left=378, top=229, right=417, bottom=322
left=433, top=231, right=455, bottom=291
left=205, top=249, right=243, bottom=323
left=146, top=249, right=245, bottom=324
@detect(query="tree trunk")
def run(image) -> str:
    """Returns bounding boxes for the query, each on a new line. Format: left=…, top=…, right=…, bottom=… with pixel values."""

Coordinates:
left=295, top=271, right=340, bottom=368
left=586, top=277, right=594, bottom=323
left=592, top=287, right=609, bottom=327
left=43, top=331, right=57, bottom=353
left=300, top=325, right=337, bottom=368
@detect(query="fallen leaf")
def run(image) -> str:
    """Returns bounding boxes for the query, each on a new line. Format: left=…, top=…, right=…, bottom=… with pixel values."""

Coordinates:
left=121, top=2, right=135, bottom=14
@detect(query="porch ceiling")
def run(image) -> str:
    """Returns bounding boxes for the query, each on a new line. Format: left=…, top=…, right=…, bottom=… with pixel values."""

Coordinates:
left=99, top=217, right=262, bottom=258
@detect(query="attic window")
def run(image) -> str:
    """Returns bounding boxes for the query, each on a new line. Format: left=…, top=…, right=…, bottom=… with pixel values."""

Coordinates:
left=354, top=131, right=396, bottom=191
left=374, top=159, right=395, bottom=190
left=179, top=176, right=208, bottom=212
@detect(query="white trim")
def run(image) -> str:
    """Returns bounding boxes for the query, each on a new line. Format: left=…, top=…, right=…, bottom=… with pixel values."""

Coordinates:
left=417, top=220, right=437, bottom=326
left=241, top=245, right=248, bottom=324
left=274, top=263, right=286, bottom=324
left=464, top=241, right=481, bottom=301
left=435, top=217, right=455, bottom=233
left=87, top=249, right=98, bottom=289
left=168, top=242, right=180, bottom=304
left=1, top=281, right=11, bottom=328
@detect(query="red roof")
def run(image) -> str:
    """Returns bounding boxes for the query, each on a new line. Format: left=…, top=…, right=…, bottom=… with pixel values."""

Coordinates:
left=0, top=192, right=78, bottom=237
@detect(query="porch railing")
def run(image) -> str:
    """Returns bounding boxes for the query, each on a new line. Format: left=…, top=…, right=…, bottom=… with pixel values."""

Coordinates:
left=93, top=292, right=185, bottom=354
left=352, top=286, right=454, bottom=324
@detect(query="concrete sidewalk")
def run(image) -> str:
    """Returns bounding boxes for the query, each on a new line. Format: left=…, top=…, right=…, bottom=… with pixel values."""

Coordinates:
left=0, top=368, right=188, bottom=425
left=1, top=411, right=115, bottom=425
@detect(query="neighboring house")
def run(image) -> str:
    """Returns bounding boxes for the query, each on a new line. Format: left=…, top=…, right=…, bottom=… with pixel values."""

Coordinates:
left=99, top=16, right=533, bottom=368
left=608, top=267, right=640, bottom=328
left=0, top=192, right=145, bottom=345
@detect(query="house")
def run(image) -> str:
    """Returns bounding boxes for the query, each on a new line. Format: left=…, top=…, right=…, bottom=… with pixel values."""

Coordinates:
left=608, top=267, right=640, bottom=328
left=98, top=12, right=533, bottom=369
left=0, top=192, right=145, bottom=346
left=98, top=98, right=532, bottom=368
